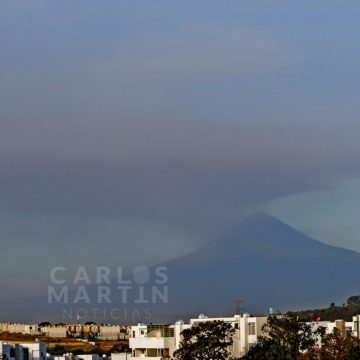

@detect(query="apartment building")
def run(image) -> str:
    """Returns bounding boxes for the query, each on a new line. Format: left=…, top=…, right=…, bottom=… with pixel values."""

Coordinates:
left=0, top=341, right=15, bottom=360
left=190, top=314, right=267, bottom=358
left=129, top=314, right=360, bottom=359
left=15, top=343, right=47, bottom=360
left=129, top=323, right=186, bottom=358
left=129, top=314, right=267, bottom=359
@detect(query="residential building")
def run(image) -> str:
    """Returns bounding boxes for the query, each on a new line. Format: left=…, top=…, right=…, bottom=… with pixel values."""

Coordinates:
left=190, top=314, right=267, bottom=358
left=130, top=323, right=185, bottom=358
left=0, top=342, right=15, bottom=360
left=15, top=343, right=47, bottom=360
left=110, top=353, right=129, bottom=360
left=129, top=314, right=267, bottom=359
left=40, top=327, right=67, bottom=338
left=0, top=325, right=40, bottom=336
left=97, top=326, right=121, bottom=341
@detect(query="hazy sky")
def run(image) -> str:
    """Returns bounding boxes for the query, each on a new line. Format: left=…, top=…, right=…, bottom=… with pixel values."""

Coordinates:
left=1, top=0, right=360, bottom=298
left=264, top=177, right=360, bottom=251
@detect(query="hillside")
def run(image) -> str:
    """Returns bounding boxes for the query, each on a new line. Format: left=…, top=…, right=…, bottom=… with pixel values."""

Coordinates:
left=9, top=213, right=360, bottom=323
left=289, top=295, right=360, bottom=321
left=155, top=213, right=360, bottom=318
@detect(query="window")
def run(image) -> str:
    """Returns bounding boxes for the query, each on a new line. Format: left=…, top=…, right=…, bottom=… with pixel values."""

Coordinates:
left=248, top=323, right=256, bottom=335
left=23, top=348, right=29, bottom=360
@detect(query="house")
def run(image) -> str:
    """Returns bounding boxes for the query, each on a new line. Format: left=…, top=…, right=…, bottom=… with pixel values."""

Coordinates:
left=97, top=326, right=121, bottom=341
left=0, top=324, right=40, bottom=336
left=40, top=326, right=67, bottom=338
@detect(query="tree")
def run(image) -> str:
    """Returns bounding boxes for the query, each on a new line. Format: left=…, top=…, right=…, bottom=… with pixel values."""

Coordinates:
left=49, top=345, right=65, bottom=355
left=347, top=295, right=360, bottom=307
left=241, top=337, right=287, bottom=360
left=299, top=328, right=360, bottom=360
left=345, top=340, right=360, bottom=360
left=242, top=314, right=319, bottom=360
left=173, top=320, right=235, bottom=360
left=299, top=328, right=344, bottom=360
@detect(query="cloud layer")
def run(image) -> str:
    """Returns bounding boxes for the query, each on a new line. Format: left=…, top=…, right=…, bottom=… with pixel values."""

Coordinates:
left=1, top=0, right=360, bottom=298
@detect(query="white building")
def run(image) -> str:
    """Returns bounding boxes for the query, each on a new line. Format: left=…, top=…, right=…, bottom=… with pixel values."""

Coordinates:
left=40, top=327, right=67, bottom=338
left=0, top=341, right=15, bottom=360
left=51, top=356, right=71, bottom=360
left=76, top=355, right=101, bottom=360
left=97, top=326, right=121, bottom=341
left=324, top=319, right=353, bottom=336
left=15, top=343, right=47, bottom=360
left=110, top=353, right=130, bottom=360
left=1, top=342, right=47, bottom=360
left=352, top=315, right=360, bottom=338
left=129, top=323, right=183, bottom=359
left=129, top=314, right=267, bottom=359
left=309, top=318, right=357, bottom=340
left=0, top=324, right=40, bottom=336
left=190, top=314, right=267, bottom=358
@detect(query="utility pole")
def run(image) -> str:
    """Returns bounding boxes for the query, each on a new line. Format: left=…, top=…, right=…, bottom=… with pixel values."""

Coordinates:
left=232, top=299, right=245, bottom=315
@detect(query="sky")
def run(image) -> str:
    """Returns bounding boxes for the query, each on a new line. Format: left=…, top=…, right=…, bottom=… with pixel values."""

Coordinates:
left=1, top=0, right=360, bottom=303
left=264, top=177, right=360, bottom=251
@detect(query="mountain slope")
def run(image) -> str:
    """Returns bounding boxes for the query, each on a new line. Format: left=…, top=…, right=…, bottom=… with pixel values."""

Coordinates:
left=159, top=213, right=360, bottom=318
left=9, top=213, right=360, bottom=324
